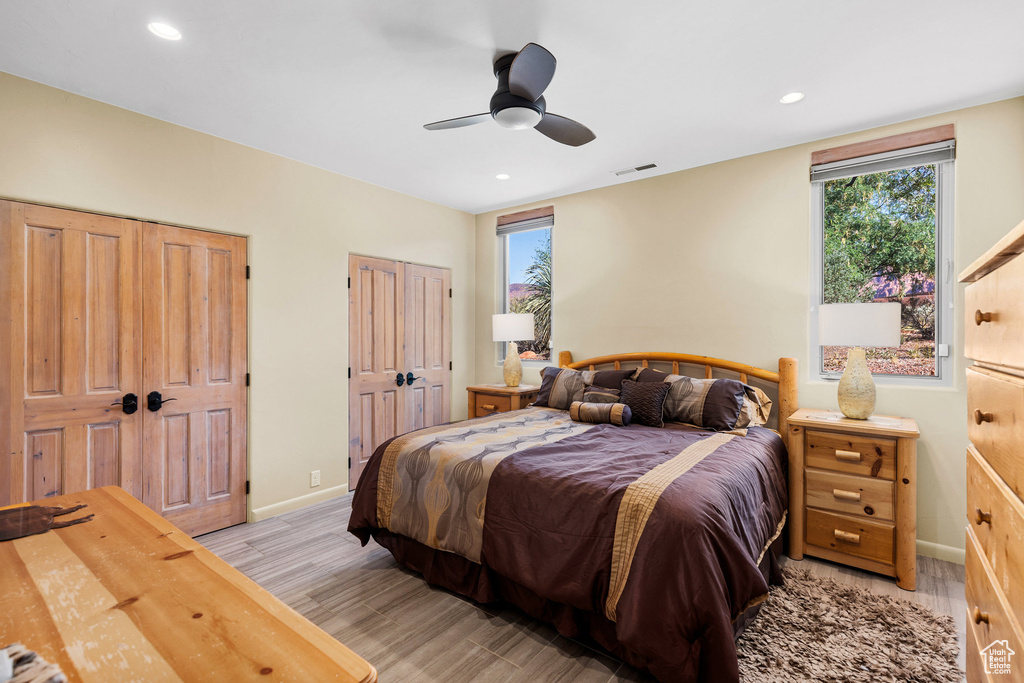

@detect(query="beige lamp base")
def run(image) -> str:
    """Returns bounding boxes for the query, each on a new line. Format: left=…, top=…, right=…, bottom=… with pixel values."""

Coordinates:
left=837, top=347, right=876, bottom=420
left=503, top=341, right=523, bottom=387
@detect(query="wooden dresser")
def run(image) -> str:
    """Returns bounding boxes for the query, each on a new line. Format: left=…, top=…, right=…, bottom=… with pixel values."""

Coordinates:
left=466, top=383, right=539, bottom=418
left=787, top=408, right=919, bottom=590
left=960, top=218, right=1024, bottom=682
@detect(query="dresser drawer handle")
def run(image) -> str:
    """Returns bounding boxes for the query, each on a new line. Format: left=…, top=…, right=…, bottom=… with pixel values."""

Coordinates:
left=973, top=607, right=990, bottom=625
left=833, top=489, right=862, bottom=502
left=974, top=409, right=994, bottom=425
left=975, top=508, right=992, bottom=526
left=481, top=404, right=497, bottom=411
left=975, top=310, right=994, bottom=326
left=834, top=449, right=862, bottom=462
left=833, top=530, right=860, bottom=544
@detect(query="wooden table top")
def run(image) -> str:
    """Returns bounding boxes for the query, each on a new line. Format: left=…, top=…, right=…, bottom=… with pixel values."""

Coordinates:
left=0, top=486, right=376, bottom=682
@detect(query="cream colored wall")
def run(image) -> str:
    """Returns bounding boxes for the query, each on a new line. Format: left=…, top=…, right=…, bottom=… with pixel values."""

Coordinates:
left=0, top=72, right=476, bottom=520
left=475, top=96, right=1024, bottom=561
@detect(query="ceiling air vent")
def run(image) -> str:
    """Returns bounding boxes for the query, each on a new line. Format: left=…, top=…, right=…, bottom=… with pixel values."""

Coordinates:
left=613, top=163, right=658, bottom=176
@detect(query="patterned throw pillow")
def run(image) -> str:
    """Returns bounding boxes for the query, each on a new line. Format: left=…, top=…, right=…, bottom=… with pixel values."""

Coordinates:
left=579, top=369, right=634, bottom=389
left=619, top=380, right=670, bottom=428
left=569, top=401, right=632, bottom=426
left=533, top=367, right=586, bottom=410
left=582, top=386, right=621, bottom=404
left=632, top=367, right=767, bottom=431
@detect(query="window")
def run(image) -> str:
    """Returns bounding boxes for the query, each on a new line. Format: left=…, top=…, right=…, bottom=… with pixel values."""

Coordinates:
left=810, top=132, right=954, bottom=381
left=498, top=208, right=553, bottom=362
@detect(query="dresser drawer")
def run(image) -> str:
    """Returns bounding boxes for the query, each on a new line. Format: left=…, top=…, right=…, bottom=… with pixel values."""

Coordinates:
left=475, top=394, right=511, bottom=416
left=967, top=367, right=1024, bottom=500
left=805, top=468, right=894, bottom=521
left=967, top=445, right=1024, bottom=629
left=965, top=253, right=1024, bottom=370
left=805, top=508, right=894, bottom=566
left=805, top=430, right=896, bottom=480
left=966, top=527, right=1024, bottom=677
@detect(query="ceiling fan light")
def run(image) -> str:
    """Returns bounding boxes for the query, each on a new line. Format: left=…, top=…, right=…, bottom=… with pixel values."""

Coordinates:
left=493, top=106, right=542, bottom=130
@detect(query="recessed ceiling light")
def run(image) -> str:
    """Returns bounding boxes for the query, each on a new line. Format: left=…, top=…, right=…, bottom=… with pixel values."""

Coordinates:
left=148, top=22, right=182, bottom=41
left=780, top=92, right=804, bottom=104
left=495, top=173, right=511, bottom=181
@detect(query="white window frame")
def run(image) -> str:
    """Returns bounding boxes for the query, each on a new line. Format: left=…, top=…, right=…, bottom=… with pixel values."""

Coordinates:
left=809, top=145, right=955, bottom=386
left=498, top=216, right=553, bottom=366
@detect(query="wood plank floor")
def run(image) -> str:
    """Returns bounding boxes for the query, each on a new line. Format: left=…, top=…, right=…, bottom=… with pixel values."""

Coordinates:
left=197, top=493, right=966, bottom=682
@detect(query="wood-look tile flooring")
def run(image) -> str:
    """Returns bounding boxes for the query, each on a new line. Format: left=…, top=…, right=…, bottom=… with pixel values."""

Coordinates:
left=198, top=493, right=967, bottom=682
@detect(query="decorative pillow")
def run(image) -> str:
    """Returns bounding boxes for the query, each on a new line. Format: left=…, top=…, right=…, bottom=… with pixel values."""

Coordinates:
left=582, top=386, right=621, bottom=404
left=569, top=401, right=632, bottom=426
left=579, top=369, right=634, bottom=389
left=631, top=367, right=766, bottom=431
left=619, top=380, right=669, bottom=428
left=533, top=367, right=586, bottom=410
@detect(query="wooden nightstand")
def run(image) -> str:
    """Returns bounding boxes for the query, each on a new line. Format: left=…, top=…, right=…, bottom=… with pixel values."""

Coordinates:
left=786, top=408, right=920, bottom=590
left=467, top=384, right=539, bottom=418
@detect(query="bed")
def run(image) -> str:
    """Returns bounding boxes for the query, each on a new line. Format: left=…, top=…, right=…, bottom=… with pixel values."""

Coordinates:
left=348, top=351, right=798, bottom=682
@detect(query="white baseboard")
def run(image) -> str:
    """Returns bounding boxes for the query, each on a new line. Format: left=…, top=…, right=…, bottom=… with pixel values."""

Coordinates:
left=248, top=484, right=349, bottom=522
left=917, top=538, right=965, bottom=565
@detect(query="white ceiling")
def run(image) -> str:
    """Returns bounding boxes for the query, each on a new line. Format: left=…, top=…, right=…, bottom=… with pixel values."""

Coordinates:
left=1, top=1, right=1023, bottom=214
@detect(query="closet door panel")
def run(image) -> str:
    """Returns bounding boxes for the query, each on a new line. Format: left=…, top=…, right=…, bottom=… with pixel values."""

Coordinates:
left=0, top=201, right=142, bottom=505
left=143, top=223, right=247, bottom=536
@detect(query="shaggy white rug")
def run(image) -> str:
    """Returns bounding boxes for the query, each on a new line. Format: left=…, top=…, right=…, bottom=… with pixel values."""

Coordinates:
left=736, top=567, right=962, bottom=682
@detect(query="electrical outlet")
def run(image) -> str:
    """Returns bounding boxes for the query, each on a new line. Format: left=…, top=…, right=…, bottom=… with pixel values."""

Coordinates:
left=310, top=470, right=321, bottom=488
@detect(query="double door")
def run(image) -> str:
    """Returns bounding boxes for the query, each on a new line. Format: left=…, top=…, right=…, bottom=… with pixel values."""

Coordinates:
left=0, top=202, right=247, bottom=536
left=348, top=255, right=451, bottom=488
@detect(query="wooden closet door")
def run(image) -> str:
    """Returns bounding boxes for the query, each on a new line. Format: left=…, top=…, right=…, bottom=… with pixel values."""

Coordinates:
left=403, top=263, right=451, bottom=432
left=0, top=202, right=143, bottom=505
left=142, top=223, right=247, bottom=536
left=348, top=255, right=405, bottom=489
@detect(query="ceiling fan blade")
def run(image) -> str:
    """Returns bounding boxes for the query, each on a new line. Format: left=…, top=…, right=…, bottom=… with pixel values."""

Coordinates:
left=534, top=114, right=596, bottom=147
left=508, top=43, right=556, bottom=101
left=423, top=113, right=492, bottom=131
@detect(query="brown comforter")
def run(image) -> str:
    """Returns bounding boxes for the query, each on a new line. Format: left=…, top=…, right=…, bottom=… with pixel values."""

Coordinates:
left=349, top=408, right=788, bottom=682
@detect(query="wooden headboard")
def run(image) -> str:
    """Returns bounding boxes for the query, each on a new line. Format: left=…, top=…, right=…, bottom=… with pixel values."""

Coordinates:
left=558, top=351, right=799, bottom=450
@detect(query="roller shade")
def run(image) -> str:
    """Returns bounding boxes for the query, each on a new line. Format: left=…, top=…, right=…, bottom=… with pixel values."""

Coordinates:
left=811, top=139, right=955, bottom=183
left=496, top=206, right=554, bottom=235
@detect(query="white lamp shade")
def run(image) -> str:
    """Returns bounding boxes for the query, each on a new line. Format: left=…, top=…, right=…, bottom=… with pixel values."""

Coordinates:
left=819, top=302, right=901, bottom=347
left=492, top=313, right=535, bottom=342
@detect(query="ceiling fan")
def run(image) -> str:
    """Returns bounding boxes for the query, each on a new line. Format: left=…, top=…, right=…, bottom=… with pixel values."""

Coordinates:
left=423, top=43, right=596, bottom=147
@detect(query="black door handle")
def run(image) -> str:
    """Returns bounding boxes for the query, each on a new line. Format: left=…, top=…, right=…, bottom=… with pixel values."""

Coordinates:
left=147, top=391, right=178, bottom=412
left=110, top=393, right=139, bottom=415
left=395, top=373, right=405, bottom=387
left=406, top=372, right=419, bottom=385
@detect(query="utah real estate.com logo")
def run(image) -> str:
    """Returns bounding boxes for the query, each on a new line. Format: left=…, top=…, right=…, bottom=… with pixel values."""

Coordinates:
left=981, top=639, right=1015, bottom=676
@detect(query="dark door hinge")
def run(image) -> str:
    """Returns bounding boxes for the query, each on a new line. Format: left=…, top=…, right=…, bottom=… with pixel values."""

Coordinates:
left=348, top=276, right=351, bottom=288
left=449, top=361, right=452, bottom=371
left=245, top=372, right=250, bottom=386
left=348, top=457, right=352, bottom=469
left=246, top=265, right=250, bottom=279
left=245, top=480, right=250, bottom=494
left=449, top=288, right=452, bottom=298
left=348, top=367, right=351, bottom=379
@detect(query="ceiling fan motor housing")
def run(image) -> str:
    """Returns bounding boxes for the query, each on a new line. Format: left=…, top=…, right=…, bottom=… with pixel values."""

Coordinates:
left=490, top=53, right=545, bottom=129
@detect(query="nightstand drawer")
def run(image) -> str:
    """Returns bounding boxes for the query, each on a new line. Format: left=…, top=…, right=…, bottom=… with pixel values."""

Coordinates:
left=967, top=367, right=1024, bottom=500
left=965, top=254, right=1024, bottom=371
left=805, top=430, right=896, bottom=480
left=967, top=445, right=1024, bottom=628
left=475, top=395, right=511, bottom=416
left=805, top=468, right=894, bottom=521
left=965, top=527, right=1024, bottom=674
left=805, top=508, right=894, bottom=566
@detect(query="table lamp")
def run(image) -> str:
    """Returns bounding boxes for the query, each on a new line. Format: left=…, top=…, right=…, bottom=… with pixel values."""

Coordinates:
left=493, top=313, right=535, bottom=387
left=819, top=302, right=901, bottom=419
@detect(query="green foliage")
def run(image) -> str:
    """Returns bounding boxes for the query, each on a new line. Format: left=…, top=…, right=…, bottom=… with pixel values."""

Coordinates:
left=823, top=165, right=936, bottom=302
left=509, top=234, right=551, bottom=356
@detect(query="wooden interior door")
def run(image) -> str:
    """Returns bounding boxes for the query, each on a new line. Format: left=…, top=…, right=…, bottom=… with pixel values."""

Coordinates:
left=0, top=202, right=143, bottom=505
left=142, top=223, right=248, bottom=536
left=348, top=255, right=405, bottom=489
left=403, top=263, right=451, bottom=432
